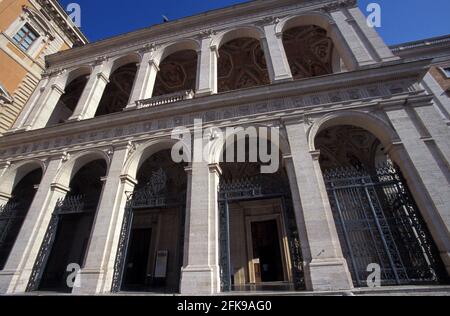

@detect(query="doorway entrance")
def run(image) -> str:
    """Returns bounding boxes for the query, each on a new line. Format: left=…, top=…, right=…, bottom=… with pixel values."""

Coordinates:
left=251, top=219, right=284, bottom=283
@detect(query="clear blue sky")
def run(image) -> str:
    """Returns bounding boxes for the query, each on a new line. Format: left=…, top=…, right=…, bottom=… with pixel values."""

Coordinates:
left=58, top=0, right=450, bottom=45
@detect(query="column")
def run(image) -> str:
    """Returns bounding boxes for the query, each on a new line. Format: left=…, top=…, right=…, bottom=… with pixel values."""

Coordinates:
left=180, top=162, right=221, bottom=294
left=284, top=119, right=353, bottom=291
left=385, top=105, right=450, bottom=274
left=73, top=143, right=133, bottom=294
left=126, top=51, right=160, bottom=109
left=412, top=102, right=450, bottom=164
left=9, top=77, right=49, bottom=132
left=196, top=34, right=218, bottom=97
left=329, top=9, right=375, bottom=68
left=262, top=22, right=293, bottom=83
left=0, top=156, right=66, bottom=294
left=20, top=73, right=66, bottom=130
left=421, top=72, right=450, bottom=124
left=347, top=7, right=399, bottom=62
left=67, top=62, right=111, bottom=121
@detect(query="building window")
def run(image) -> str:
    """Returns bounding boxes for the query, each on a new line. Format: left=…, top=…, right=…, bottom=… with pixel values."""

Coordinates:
left=12, top=24, right=38, bottom=52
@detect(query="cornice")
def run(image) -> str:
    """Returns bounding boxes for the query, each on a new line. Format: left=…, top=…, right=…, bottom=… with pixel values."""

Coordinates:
left=44, top=0, right=338, bottom=69
left=0, top=59, right=431, bottom=153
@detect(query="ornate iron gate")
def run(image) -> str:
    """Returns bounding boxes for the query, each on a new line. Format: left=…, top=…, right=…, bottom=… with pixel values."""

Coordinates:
left=324, top=163, right=447, bottom=287
left=218, top=175, right=305, bottom=292
left=26, top=194, right=97, bottom=292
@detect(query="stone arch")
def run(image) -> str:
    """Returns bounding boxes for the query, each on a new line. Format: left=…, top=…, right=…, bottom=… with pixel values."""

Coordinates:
left=153, top=39, right=201, bottom=66
left=54, top=150, right=110, bottom=188
left=124, top=138, right=191, bottom=180
left=56, top=65, right=92, bottom=89
left=109, top=53, right=141, bottom=75
left=152, top=40, right=200, bottom=97
left=211, top=26, right=265, bottom=50
left=0, top=160, right=45, bottom=196
left=308, top=116, right=449, bottom=286
left=209, top=123, right=291, bottom=165
left=308, top=111, right=399, bottom=152
left=277, top=12, right=357, bottom=72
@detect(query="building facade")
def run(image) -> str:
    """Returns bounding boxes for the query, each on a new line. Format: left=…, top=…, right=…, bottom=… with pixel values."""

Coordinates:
left=0, top=0, right=449, bottom=295
left=0, top=0, right=87, bottom=133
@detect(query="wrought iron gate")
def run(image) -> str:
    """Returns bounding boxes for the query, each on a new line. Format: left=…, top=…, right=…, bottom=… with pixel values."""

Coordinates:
left=324, top=163, right=447, bottom=287
left=218, top=175, right=305, bottom=292
left=26, top=194, right=97, bottom=292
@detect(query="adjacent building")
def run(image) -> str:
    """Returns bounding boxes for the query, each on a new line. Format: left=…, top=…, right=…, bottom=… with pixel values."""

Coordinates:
left=0, top=0, right=449, bottom=295
left=0, top=0, right=87, bottom=133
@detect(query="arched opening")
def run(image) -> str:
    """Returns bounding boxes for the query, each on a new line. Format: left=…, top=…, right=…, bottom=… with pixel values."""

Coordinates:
left=47, top=74, right=89, bottom=126
left=116, top=149, right=187, bottom=293
left=0, top=168, right=42, bottom=270
left=37, top=159, right=107, bottom=293
left=217, top=37, right=270, bottom=93
left=218, top=134, right=304, bottom=292
left=95, top=63, right=138, bottom=117
left=315, top=125, right=449, bottom=287
left=282, top=25, right=336, bottom=80
left=153, top=50, right=198, bottom=97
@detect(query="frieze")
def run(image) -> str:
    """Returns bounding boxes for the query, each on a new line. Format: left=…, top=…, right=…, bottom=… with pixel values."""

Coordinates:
left=0, top=79, right=419, bottom=161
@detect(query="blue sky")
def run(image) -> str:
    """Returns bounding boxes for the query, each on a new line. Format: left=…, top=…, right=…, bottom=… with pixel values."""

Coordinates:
left=58, top=0, right=450, bottom=45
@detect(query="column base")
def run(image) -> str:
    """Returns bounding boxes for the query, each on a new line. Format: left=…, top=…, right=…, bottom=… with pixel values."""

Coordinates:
left=304, top=258, right=354, bottom=291
left=180, top=265, right=219, bottom=295
left=440, top=252, right=450, bottom=276
left=71, top=268, right=104, bottom=295
left=0, top=270, right=18, bottom=294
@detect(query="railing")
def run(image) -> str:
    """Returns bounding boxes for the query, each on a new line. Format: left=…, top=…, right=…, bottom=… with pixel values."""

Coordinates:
left=136, top=90, right=195, bottom=109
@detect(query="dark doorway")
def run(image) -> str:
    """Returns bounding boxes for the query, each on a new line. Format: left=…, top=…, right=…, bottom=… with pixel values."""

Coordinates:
left=0, top=168, right=42, bottom=270
left=36, top=159, right=107, bottom=293
left=122, top=227, right=152, bottom=291
left=251, top=220, right=283, bottom=283
left=38, top=213, right=94, bottom=292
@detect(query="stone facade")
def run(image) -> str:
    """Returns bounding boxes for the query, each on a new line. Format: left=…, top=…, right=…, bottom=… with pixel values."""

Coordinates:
left=0, top=0, right=87, bottom=133
left=0, top=0, right=449, bottom=295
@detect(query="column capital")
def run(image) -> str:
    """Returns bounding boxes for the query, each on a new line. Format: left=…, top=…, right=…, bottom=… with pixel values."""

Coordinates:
left=96, top=72, right=110, bottom=84
left=50, top=183, right=70, bottom=194
left=309, top=150, right=321, bottom=161
left=208, top=163, right=222, bottom=176
left=119, top=174, right=137, bottom=186
left=51, top=84, right=65, bottom=95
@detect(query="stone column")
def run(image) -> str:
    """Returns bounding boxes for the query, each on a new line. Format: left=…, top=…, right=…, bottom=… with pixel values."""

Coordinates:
left=67, top=62, right=111, bottom=121
left=262, top=21, right=293, bottom=83
left=411, top=102, right=450, bottom=164
left=284, top=119, right=353, bottom=291
left=0, top=156, right=67, bottom=294
left=180, top=162, right=221, bottom=294
left=385, top=105, right=450, bottom=274
left=9, top=77, right=50, bottom=132
left=21, top=73, right=66, bottom=130
left=329, top=9, right=375, bottom=68
left=73, top=143, right=133, bottom=294
left=126, top=51, right=160, bottom=109
left=421, top=73, right=450, bottom=124
left=347, top=7, right=399, bottom=63
left=196, top=34, right=218, bottom=97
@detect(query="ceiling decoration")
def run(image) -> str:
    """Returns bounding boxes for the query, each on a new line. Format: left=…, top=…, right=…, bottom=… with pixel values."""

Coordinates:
left=153, top=50, right=198, bottom=97
left=315, top=125, right=386, bottom=171
left=58, top=75, right=89, bottom=112
left=95, top=64, right=137, bottom=117
left=218, top=38, right=270, bottom=93
left=283, top=25, right=334, bottom=79
left=136, top=149, right=187, bottom=196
